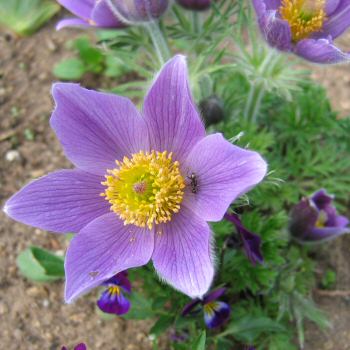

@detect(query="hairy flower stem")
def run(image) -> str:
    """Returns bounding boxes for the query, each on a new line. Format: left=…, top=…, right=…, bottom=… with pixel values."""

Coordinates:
left=243, top=83, right=265, bottom=123
left=145, top=21, right=171, bottom=66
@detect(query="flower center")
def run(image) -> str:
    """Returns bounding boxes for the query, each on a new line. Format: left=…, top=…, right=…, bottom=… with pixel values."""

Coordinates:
left=102, top=150, right=185, bottom=230
left=315, top=209, right=328, bottom=228
left=279, top=0, right=326, bottom=42
left=108, top=286, right=121, bottom=296
left=203, top=301, right=219, bottom=316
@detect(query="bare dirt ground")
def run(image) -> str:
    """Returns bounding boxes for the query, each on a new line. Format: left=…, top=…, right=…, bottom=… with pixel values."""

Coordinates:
left=0, top=17, right=350, bottom=350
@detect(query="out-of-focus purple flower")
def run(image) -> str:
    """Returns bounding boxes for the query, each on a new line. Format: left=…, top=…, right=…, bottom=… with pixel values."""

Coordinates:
left=176, top=0, right=211, bottom=11
left=4, top=55, right=267, bottom=303
left=182, top=288, right=231, bottom=328
left=97, top=271, right=131, bottom=315
left=61, top=343, right=87, bottom=350
left=289, top=189, right=350, bottom=243
left=224, top=213, right=264, bottom=265
left=56, top=0, right=126, bottom=30
left=106, top=0, right=169, bottom=24
left=252, top=0, right=350, bottom=64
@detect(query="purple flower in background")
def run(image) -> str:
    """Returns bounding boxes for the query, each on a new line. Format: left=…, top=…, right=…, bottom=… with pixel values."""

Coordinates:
left=182, top=288, right=231, bottom=328
left=56, top=0, right=126, bottom=30
left=289, top=189, right=350, bottom=243
left=4, top=55, right=267, bottom=302
left=252, top=0, right=350, bottom=64
left=224, top=213, right=264, bottom=265
left=61, top=343, right=87, bottom=350
left=106, top=0, right=170, bottom=23
left=176, top=0, right=211, bottom=11
left=97, top=271, right=131, bottom=315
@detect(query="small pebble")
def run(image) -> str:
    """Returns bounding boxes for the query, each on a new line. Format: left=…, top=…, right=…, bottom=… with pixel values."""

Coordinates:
left=5, top=150, right=21, bottom=162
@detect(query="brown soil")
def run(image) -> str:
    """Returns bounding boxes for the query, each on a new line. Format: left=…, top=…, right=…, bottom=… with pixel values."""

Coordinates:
left=0, top=17, right=350, bottom=350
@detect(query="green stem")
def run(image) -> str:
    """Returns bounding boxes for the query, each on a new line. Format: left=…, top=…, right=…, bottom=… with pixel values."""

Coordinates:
left=145, top=21, right=171, bottom=66
left=192, top=11, right=200, bottom=34
left=243, top=83, right=265, bottom=123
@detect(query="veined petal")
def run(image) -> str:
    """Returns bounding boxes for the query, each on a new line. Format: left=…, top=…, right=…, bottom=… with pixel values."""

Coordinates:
left=152, top=206, right=214, bottom=298
left=203, top=301, right=230, bottom=328
left=295, top=38, right=350, bottom=64
left=65, top=213, right=154, bottom=302
left=97, top=287, right=130, bottom=314
left=56, top=18, right=91, bottom=31
left=326, top=0, right=341, bottom=15
left=92, top=1, right=127, bottom=28
left=322, top=0, right=350, bottom=38
left=57, top=0, right=95, bottom=19
left=3, top=170, right=108, bottom=233
left=252, top=0, right=292, bottom=51
left=143, top=55, right=205, bottom=162
left=51, top=83, right=149, bottom=176
left=183, top=134, right=267, bottom=222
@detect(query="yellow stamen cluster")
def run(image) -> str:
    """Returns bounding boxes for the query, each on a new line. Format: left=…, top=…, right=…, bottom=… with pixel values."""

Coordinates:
left=279, top=0, right=326, bottom=42
left=102, top=150, right=185, bottom=230
left=203, top=301, right=219, bottom=316
left=108, top=286, right=120, bottom=296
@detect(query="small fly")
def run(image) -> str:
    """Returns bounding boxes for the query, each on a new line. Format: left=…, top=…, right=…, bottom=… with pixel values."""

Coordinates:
left=187, top=172, right=198, bottom=194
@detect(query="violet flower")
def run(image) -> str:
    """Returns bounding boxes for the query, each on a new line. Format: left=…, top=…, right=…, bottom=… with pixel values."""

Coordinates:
left=182, top=288, right=231, bottom=328
left=61, top=344, right=86, bottom=350
left=289, top=189, right=350, bottom=243
left=56, top=0, right=126, bottom=30
left=252, top=0, right=350, bottom=64
left=176, top=0, right=211, bottom=11
left=4, top=55, right=267, bottom=302
left=106, top=0, right=170, bottom=24
left=224, top=213, right=264, bottom=265
left=97, top=271, right=131, bottom=315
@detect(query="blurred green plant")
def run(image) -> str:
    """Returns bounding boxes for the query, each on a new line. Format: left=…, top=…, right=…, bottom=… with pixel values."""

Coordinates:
left=0, top=0, right=60, bottom=36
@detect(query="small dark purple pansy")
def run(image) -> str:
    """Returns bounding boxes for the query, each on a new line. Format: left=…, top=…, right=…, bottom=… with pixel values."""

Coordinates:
left=4, top=55, right=267, bottom=302
left=56, top=0, right=126, bottom=30
left=61, top=343, right=87, bottom=350
left=252, top=0, right=350, bottom=64
left=97, top=271, right=131, bottom=315
left=182, top=288, right=231, bottom=328
left=224, top=213, right=264, bottom=265
left=176, top=0, right=211, bottom=11
left=289, top=189, right=350, bottom=243
left=106, top=0, right=170, bottom=24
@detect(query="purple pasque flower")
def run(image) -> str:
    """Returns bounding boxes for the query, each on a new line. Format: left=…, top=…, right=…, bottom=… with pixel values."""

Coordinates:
left=252, top=0, right=350, bottom=64
left=176, top=0, right=211, bottom=11
left=106, top=0, right=170, bottom=24
left=56, top=0, right=126, bottom=30
left=97, top=271, right=131, bottom=315
left=224, top=213, right=264, bottom=266
left=4, top=55, right=267, bottom=302
left=182, top=288, right=231, bottom=328
left=289, top=189, right=350, bottom=243
left=62, top=344, right=87, bottom=350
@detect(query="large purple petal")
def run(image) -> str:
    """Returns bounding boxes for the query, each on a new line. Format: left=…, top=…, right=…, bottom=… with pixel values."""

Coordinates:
left=97, top=287, right=130, bottom=315
left=182, top=134, right=267, bottom=222
left=336, top=215, right=349, bottom=228
left=65, top=213, right=154, bottom=302
left=143, top=55, right=205, bottom=162
left=56, top=18, right=91, bottom=31
left=3, top=170, right=108, bottom=233
left=152, top=206, right=214, bottom=298
left=92, top=1, right=127, bottom=28
left=51, top=83, right=149, bottom=176
left=57, top=0, right=95, bottom=19
left=295, top=38, right=350, bottom=64
left=322, top=0, right=350, bottom=38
